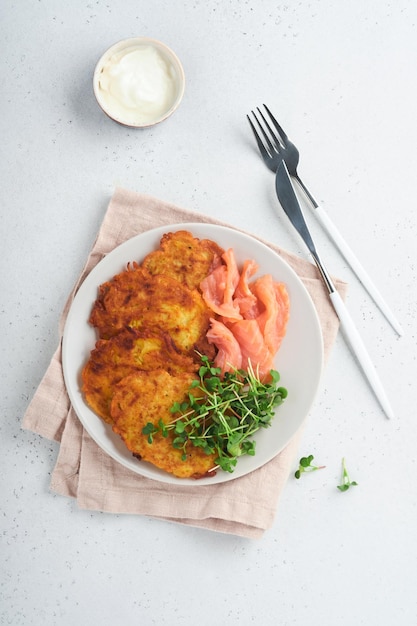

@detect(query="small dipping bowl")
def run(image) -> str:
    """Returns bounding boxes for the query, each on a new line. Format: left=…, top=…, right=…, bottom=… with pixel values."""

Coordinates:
left=93, top=37, right=185, bottom=128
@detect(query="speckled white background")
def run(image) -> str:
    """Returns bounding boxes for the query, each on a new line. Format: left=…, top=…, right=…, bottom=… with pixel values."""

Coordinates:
left=2, top=1, right=417, bottom=624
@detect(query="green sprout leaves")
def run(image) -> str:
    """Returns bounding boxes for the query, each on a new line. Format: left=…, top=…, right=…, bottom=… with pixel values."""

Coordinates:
left=295, top=455, right=358, bottom=493
left=294, top=454, right=325, bottom=479
left=142, top=419, right=168, bottom=443
left=142, top=355, right=287, bottom=473
left=337, top=457, right=358, bottom=492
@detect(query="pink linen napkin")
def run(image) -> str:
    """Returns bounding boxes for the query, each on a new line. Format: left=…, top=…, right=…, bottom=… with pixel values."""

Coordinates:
left=23, top=188, right=347, bottom=539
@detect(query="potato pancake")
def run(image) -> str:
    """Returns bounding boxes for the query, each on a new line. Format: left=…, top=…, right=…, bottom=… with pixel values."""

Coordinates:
left=110, top=370, right=217, bottom=478
left=82, top=328, right=197, bottom=425
left=141, top=230, right=224, bottom=290
left=83, top=230, right=226, bottom=479
left=89, top=266, right=215, bottom=358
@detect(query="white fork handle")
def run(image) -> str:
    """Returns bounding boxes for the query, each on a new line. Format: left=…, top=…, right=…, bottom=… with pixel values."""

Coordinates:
left=329, top=290, right=394, bottom=419
left=314, top=204, right=403, bottom=336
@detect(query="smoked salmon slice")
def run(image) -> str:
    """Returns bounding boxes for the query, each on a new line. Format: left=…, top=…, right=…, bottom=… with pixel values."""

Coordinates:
left=251, top=275, right=290, bottom=355
left=200, top=248, right=290, bottom=380
left=206, top=318, right=242, bottom=373
left=233, top=259, right=259, bottom=319
left=228, top=319, right=275, bottom=381
left=200, top=249, right=242, bottom=320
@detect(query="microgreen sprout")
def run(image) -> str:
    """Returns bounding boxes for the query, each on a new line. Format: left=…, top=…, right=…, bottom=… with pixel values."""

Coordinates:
left=337, top=457, right=358, bottom=492
left=294, top=454, right=325, bottom=479
left=142, top=354, right=288, bottom=473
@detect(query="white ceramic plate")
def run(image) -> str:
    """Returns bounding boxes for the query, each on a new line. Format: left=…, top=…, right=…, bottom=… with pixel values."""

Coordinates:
left=62, top=223, right=324, bottom=485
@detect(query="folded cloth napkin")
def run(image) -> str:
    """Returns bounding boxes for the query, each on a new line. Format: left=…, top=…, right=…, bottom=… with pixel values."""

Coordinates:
left=23, top=188, right=347, bottom=539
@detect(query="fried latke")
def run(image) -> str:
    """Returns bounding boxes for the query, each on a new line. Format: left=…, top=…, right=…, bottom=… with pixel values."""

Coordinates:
left=141, top=230, right=224, bottom=290
left=89, top=266, right=215, bottom=358
left=82, top=230, right=226, bottom=478
left=82, top=328, right=197, bottom=425
left=110, top=370, right=217, bottom=479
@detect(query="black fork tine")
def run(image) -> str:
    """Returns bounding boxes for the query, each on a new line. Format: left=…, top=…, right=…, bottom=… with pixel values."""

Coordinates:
left=255, top=107, right=283, bottom=153
left=246, top=114, right=270, bottom=162
left=248, top=108, right=281, bottom=159
left=263, top=104, right=289, bottom=144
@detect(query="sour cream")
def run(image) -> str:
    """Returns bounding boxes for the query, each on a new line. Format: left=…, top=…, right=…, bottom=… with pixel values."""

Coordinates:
left=96, top=42, right=181, bottom=126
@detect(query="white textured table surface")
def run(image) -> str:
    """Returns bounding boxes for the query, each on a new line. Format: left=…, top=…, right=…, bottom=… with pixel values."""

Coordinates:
left=2, top=2, right=417, bottom=624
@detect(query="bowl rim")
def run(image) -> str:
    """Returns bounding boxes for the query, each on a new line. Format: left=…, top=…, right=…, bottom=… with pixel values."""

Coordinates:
left=93, top=36, right=185, bottom=128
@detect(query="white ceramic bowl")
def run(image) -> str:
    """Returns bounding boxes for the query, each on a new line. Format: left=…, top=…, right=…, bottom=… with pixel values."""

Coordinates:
left=93, top=37, right=185, bottom=128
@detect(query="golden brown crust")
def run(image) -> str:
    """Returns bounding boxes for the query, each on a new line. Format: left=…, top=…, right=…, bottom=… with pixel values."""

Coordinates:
left=89, top=267, right=215, bottom=358
left=81, top=328, right=197, bottom=424
left=141, top=230, right=224, bottom=290
left=110, top=370, right=217, bottom=478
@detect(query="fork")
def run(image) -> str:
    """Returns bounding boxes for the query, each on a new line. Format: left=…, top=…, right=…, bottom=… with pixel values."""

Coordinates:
left=247, top=107, right=394, bottom=419
left=247, top=105, right=403, bottom=337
